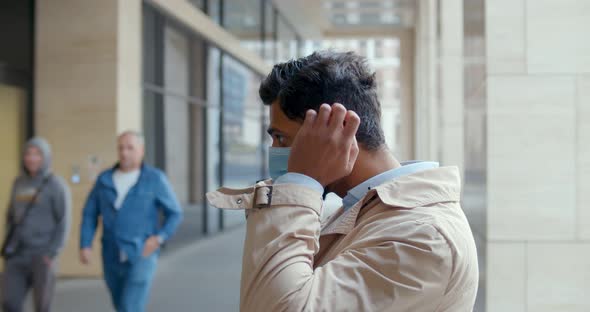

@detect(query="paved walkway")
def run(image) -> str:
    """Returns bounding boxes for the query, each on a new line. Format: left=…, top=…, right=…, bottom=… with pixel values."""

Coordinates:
left=19, top=226, right=245, bottom=312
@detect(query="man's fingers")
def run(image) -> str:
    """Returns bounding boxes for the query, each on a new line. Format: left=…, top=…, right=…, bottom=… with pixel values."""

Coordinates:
left=342, top=110, right=361, bottom=139
left=347, top=137, right=360, bottom=171
left=303, top=109, right=317, bottom=129
left=317, top=104, right=332, bottom=127
left=288, top=106, right=361, bottom=187
left=328, top=103, right=347, bottom=130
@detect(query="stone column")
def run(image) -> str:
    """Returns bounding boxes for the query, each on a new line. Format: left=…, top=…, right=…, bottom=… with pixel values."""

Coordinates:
left=35, top=0, right=142, bottom=276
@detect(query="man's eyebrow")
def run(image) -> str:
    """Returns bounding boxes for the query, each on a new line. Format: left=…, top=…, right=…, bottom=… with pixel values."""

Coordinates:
left=266, top=127, right=280, bottom=136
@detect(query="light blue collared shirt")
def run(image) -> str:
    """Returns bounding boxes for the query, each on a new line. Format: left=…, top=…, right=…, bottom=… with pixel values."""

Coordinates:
left=275, top=161, right=440, bottom=211
left=275, top=172, right=324, bottom=193
left=341, top=161, right=439, bottom=211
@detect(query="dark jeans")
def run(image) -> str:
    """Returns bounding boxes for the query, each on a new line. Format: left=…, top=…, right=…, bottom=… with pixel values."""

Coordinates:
left=1, top=254, right=56, bottom=312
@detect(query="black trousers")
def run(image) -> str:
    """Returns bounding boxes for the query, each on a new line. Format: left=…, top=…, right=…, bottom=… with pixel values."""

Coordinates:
left=1, top=254, right=56, bottom=312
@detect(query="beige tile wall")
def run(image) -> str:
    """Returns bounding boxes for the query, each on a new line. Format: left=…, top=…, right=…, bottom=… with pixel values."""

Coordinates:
left=487, top=242, right=526, bottom=312
left=485, top=0, right=590, bottom=311
left=439, top=0, right=464, bottom=169
left=487, top=76, right=576, bottom=240
left=578, top=75, right=590, bottom=240
left=486, top=0, right=526, bottom=74
left=527, top=243, right=590, bottom=312
left=526, top=0, right=590, bottom=74
left=35, top=0, right=141, bottom=277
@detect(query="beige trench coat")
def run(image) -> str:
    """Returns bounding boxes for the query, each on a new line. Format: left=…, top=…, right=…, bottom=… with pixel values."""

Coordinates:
left=207, top=166, right=479, bottom=312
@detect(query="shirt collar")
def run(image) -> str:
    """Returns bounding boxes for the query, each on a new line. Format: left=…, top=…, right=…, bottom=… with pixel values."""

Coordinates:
left=341, top=161, right=440, bottom=211
left=101, top=163, right=147, bottom=190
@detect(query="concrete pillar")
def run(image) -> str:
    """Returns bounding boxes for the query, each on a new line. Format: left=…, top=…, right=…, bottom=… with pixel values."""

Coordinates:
left=485, top=0, right=590, bottom=311
left=0, top=86, right=27, bottom=272
left=35, top=0, right=142, bottom=277
left=438, top=0, right=464, bottom=169
left=396, top=29, right=416, bottom=161
left=414, top=0, right=439, bottom=161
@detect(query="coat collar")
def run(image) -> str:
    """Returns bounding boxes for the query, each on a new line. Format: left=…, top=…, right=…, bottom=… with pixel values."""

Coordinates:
left=321, top=166, right=462, bottom=236
left=342, top=161, right=440, bottom=211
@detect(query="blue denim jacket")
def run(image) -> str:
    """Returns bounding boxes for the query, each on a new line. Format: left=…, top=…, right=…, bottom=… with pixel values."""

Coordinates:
left=80, top=164, right=183, bottom=263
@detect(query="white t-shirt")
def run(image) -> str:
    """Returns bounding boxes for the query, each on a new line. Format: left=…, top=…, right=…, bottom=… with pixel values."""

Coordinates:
left=113, top=169, right=141, bottom=209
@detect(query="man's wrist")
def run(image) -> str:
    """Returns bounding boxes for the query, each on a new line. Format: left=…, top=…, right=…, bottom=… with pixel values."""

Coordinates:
left=156, top=235, right=165, bottom=244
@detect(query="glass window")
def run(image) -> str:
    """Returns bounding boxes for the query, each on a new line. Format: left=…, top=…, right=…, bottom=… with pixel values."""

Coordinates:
left=221, top=55, right=263, bottom=188
left=163, top=25, right=191, bottom=203
left=374, top=40, right=384, bottom=58
left=358, top=1, right=383, bottom=9
left=359, top=12, right=381, bottom=25
left=142, top=3, right=270, bottom=235
left=143, top=5, right=164, bottom=170
left=372, top=38, right=402, bottom=152
left=143, top=90, right=164, bottom=169
left=189, top=38, right=207, bottom=203
left=143, top=5, right=162, bottom=86
left=164, top=26, right=190, bottom=96
left=358, top=40, right=368, bottom=57
left=205, top=46, right=222, bottom=233
left=206, top=46, right=222, bottom=194
left=262, top=107, right=271, bottom=179
left=263, top=0, right=276, bottom=63
left=332, top=13, right=347, bottom=25
left=331, top=2, right=346, bottom=9
left=207, top=0, right=221, bottom=23
left=189, top=0, right=206, bottom=10
left=223, top=0, right=262, bottom=56
left=277, top=16, right=298, bottom=62
left=221, top=55, right=263, bottom=227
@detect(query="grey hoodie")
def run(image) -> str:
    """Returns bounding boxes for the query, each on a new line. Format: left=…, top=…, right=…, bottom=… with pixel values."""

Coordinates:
left=4, top=137, right=71, bottom=258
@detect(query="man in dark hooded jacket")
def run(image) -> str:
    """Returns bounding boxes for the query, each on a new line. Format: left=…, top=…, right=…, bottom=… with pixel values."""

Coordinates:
left=1, top=137, right=71, bottom=312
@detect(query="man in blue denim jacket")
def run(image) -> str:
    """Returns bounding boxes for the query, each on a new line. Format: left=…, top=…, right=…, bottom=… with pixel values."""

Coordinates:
left=79, top=131, right=183, bottom=312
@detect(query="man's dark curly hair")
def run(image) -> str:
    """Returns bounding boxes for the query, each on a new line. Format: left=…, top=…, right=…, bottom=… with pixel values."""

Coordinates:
left=259, top=50, right=386, bottom=150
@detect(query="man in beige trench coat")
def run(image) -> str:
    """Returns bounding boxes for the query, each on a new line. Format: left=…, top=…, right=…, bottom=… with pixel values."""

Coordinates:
left=207, top=51, right=479, bottom=312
